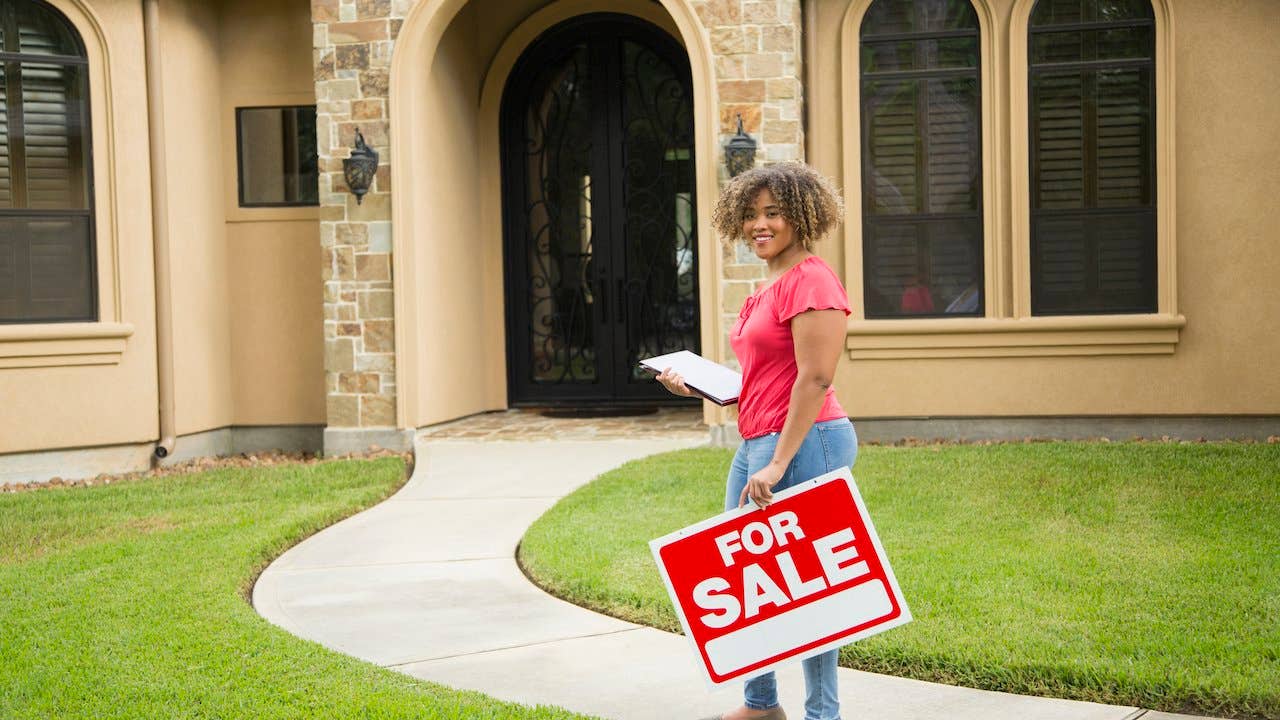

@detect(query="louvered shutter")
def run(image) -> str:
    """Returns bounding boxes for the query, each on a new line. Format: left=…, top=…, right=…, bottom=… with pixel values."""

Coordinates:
left=26, top=216, right=91, bottom=317
left=0, top=64, right=11, bottom=208
left=22, top=63, right=82, bottom=210
left=0, top=221, right=16, bottom=316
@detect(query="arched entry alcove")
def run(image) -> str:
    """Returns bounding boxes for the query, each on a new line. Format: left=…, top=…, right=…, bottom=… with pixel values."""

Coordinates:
left=388, top=0, right=721, bottom=428
left=500, top=14, right=700, bottom=407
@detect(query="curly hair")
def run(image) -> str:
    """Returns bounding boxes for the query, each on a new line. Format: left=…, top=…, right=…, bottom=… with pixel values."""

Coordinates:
left=712, top=162, right=844, bottom=251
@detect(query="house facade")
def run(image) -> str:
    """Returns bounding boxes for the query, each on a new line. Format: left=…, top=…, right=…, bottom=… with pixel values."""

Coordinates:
left=2, top=0, right=1277, bottom=482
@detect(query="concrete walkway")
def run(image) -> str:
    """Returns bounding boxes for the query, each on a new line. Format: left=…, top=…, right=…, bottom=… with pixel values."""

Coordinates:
left=253, top=432, right=1211, bottom=720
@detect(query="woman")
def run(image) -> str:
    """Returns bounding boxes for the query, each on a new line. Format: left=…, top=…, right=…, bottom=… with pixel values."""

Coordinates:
left=657, top=162, right=854, bottom=720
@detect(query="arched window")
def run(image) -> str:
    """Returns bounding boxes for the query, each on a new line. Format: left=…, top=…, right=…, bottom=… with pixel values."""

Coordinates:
left=0, top=0, right=94, bottom=323
left=1029, top=0, right=1155, bottom=315
left=859, top=0, right=983, bottom=319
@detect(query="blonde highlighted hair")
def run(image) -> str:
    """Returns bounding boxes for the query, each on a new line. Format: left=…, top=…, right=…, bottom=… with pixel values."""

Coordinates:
left=711, top=162, right=844, bottom=251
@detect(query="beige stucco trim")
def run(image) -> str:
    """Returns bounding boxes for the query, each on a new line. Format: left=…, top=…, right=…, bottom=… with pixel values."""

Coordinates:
left=0, top=322, right=134, bottom=368
left=387, top=0, right=460, bottom=429
left=1009, top=0, right=1178, bottom=318
left=391, top=0, right=720, bottom=429
left=847, top=313, right=1185, bottom=358
left=654, top=0, right=726, bottom=427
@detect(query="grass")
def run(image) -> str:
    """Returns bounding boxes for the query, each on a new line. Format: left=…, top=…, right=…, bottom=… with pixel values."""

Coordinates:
left=0, top=457, right=596, bottom=720
left=517, top=442, right=1280, bottom=720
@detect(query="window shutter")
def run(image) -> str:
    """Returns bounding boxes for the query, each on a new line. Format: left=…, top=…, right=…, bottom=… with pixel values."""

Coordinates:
left=0, top=64, right=10, bottom=208
left=0, top=230, right=17, bottom=316
left=1096, top=67, right=1148, bottom=207
left=925, top=77, right=978, bottom=214
left=21, top=63, right=79, bottom=210
left=867, top=80, right=919, bottom=214
left=27, top=217, right=91, bottom=318
left=1035, top=215, right=1087, bottom=298
left=1033, top=72, right=1085, bottom=209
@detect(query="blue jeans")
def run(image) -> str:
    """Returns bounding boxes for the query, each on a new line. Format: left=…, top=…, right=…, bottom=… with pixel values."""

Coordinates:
left=725, top=417, right=857, bottom=720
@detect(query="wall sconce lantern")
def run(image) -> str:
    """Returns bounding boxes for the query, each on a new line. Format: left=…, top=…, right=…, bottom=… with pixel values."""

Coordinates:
left=723, top=114, right=757, bottom=177
left=342, top=127, right=379, bottom=204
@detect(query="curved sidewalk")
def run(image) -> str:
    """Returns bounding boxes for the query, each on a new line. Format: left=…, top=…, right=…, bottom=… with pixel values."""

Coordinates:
left=254, top=430, right=1207, bottom=720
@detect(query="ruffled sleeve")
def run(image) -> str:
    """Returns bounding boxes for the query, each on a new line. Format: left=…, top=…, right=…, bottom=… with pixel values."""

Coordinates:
left=773, top=257, right=852, bottom=323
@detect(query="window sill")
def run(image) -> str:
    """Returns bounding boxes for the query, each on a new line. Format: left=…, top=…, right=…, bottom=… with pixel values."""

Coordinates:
left=846, top=314, right=1186, bottom=359
left=0, top=322, right=135, bottom=368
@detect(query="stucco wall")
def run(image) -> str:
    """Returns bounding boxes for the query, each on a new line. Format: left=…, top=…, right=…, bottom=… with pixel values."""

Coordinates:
left=409, top=0, right=492, bottom=426
left=220, top=0, right=325, bottom=426
left=808, top=0, right=1280, bottom=419
left=162, top=0, right=322, bottom=434
left=0, top=0, right=322, bottom=460
left=162, top=0, right=236, bottom=435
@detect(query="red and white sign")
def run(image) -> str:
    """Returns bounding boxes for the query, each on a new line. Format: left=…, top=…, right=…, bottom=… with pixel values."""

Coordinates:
left=650, top=467, right=910, bottom=686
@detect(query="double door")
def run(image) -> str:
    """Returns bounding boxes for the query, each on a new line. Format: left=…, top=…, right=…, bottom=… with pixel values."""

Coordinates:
left=501, top=15, right=699, bottom=406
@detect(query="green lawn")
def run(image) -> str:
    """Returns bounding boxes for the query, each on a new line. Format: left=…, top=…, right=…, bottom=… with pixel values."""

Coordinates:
left=0, top=458, right=595, bottom=720
left=518, top=443, right=1280, bottom=720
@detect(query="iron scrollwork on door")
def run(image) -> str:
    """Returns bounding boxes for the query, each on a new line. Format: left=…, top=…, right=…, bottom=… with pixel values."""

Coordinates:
left=619, top=39, right=699, bottom=382
left=519, top=44, right=599, bottom=384
left=503, top=15, right=699, bottom=406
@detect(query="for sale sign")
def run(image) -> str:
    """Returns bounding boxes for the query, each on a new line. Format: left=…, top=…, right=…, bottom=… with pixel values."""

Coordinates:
left=650, top=467, right=910, bottom=686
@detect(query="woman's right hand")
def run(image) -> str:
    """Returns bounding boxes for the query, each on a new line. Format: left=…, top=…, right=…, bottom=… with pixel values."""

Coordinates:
left=655, top=367, right=697, bottom=398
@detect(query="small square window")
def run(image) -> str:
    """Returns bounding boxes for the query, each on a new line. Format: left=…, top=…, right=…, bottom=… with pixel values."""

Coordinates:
left=236, top=106, right=319, bottom=207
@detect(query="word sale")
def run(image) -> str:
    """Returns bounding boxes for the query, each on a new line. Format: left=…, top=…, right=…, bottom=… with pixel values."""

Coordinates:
left=692, top=511, right=868, bottom=629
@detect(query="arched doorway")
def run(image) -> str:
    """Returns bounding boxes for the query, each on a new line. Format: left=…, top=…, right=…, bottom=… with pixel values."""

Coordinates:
left=500, top=14, right=699, bottom=408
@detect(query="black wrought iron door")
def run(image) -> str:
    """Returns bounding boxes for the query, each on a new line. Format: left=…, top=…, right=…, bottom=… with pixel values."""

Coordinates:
left=501, top=15, right=698, bottom=406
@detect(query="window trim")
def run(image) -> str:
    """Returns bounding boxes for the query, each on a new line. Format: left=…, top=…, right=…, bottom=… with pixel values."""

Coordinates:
left=858, top=5, right=986, bottom=320
left=841, top=0, right=1004, bottom=325
left=0, top=320, right=132, bottom=367
left=1011, top=0, right=1177, bottom=321
left=839, top=0, right=1182, bottom=360
left=1025, top=2, right=1158, bottom=316
left=0, top=1, right=99, bottom=325
left=0, top=0, right=131, bottom=368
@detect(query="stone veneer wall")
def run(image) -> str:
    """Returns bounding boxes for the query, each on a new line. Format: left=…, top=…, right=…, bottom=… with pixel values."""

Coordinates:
left=690, top=0, right=806, bottom=369
left=312, top=0, right=412, bottom=448
left=311, top=0, right=805, bottom=443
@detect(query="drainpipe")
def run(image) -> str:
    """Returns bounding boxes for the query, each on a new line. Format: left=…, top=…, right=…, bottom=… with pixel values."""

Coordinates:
left=143, top=0, right=176, bottom=460
left=801, top=0, right=816, bottom=163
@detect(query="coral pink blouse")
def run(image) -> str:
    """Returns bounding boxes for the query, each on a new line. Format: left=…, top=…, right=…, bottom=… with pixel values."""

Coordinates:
left=729, top=255, right=851, bottom=440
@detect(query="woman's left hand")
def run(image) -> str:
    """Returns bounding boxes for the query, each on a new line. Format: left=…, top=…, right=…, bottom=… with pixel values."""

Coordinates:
left=740, top=462, right=785, bottom=508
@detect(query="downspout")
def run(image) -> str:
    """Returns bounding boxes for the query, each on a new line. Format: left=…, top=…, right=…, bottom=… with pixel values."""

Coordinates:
left=801, top=0, right=816, bottom=163
left=143, top=0, right=176, bottom=460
